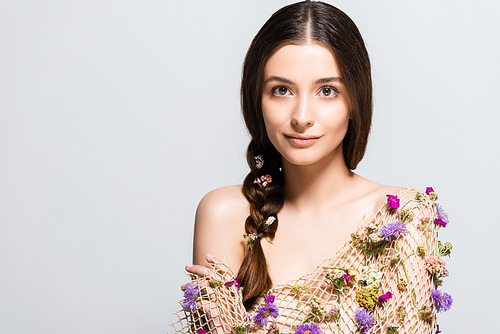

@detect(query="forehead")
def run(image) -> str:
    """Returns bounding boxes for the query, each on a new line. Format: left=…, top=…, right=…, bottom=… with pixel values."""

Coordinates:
left=264, top=43, right=340, bottom=80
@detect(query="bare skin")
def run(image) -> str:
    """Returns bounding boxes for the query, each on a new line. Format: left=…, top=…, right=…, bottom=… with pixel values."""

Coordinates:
left=185, top=44, right=403, bottom=288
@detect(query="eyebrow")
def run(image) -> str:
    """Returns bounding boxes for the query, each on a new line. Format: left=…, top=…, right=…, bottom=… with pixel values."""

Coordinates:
left=264, top=76, right=295, bottom=85
left=314, top=77, right=342, bottom=84
left=264, top=76, right=342, bottom=85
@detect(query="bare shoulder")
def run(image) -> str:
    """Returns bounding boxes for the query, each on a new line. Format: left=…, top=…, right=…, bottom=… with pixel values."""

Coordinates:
left=193, top=185, right=249, bottom=271
left=196, top=185, right=249, bottom=224
left=351, top=175, right=406, bottom=217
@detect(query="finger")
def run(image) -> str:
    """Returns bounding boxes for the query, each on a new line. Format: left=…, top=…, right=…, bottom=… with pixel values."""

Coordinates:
left=205, top=254, right=234, bottom=280
left=185, top=264, right=210, bottom=277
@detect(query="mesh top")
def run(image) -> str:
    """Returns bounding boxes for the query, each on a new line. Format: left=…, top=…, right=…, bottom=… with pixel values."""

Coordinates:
left=170, top=188, right=449, bottom=334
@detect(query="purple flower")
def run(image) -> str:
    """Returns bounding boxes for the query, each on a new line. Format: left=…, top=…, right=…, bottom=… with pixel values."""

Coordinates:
left=435, top=203, right=449, bottom=225
left=355, top=308, right=374, bottom=334
left=426, top=187, right=434, bottom=195
left=431, top=289, right=453, bottom=313
left=294, top=323, right=322, bottom=334
left=378, top=291, right=393, bottom=302
left=344, top=270, right=355, bottom=283
left=386, top=194, right=400, bottom=209
left=182, top=283, right=199, bottom=311
left=436, top=325, right=441, bottom=334
left=379, top=222, right=408, bottom=241
left=225, top=277, right=241, bottom=290
left=253, top=297, right=279, bottom=326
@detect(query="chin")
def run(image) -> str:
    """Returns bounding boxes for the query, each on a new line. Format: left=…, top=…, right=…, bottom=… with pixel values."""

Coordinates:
left=281, top=152, right=330, bottom=167
left=279, top=146, right=345, bottom=168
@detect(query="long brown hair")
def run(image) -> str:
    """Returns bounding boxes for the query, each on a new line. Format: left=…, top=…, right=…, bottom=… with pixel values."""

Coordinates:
left=237, top=0, right=373, bottom=309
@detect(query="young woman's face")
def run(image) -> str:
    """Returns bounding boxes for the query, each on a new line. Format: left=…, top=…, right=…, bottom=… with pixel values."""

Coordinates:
left=261, top=43, right=350, bottom=167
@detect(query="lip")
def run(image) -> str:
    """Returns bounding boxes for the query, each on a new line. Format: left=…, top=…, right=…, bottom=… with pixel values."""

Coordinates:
left=284, top=133, right=322, bottom=147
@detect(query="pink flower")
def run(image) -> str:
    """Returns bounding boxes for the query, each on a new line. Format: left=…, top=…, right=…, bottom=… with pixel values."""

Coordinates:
left=386, top=194, right=400, bottom=209
left=266, top=295, right=276, bottom=303
left=426, top=187, right=434, bottom=195
left=434, top=218, right=447, bottom=228
left=224, top=278, right=241, bottom=290
left=344, top=270, right=355, bottom=283
left=198, top=330, right=206, bottom=334
left=254, top=175, right=273, bottom=189
left=378, top=291, right=393, bottom=302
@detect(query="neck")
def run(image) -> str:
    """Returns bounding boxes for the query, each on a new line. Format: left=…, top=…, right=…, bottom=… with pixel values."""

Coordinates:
left=281, top=152, right=356, bottom=212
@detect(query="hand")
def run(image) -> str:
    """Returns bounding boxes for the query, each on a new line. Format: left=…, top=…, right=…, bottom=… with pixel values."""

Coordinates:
left=180, top=254, right=247, bottom=334
left=181, top=253, right=216, bottom=291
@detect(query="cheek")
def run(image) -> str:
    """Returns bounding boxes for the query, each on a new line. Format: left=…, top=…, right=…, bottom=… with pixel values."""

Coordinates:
left=318, top=106, right=350, bottom=131
left=262, top=106, right=282, bottom=135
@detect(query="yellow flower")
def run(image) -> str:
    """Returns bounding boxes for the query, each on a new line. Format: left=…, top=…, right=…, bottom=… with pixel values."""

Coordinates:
left=356, top=286, right=379, bottom=312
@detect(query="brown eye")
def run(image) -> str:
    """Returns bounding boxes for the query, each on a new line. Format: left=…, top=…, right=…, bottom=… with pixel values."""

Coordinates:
left=321, top=87, right=333, bottom=96
left=273, top=87, right=290, bottom=96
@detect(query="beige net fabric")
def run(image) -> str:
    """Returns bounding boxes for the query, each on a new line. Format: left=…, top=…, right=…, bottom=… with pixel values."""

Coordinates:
left=170, top=188, right=443, bottom=334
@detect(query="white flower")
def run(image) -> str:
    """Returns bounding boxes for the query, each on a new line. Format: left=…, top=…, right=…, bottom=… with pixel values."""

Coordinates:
left=369, top=233, right=383, bottom=243
left=365, top=222, right=376, bottom=231
left=358, top=265, right=382, bottom=288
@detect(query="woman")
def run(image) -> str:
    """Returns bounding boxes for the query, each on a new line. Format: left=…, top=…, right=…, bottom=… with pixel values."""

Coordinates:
left=171, top=1, right=452, bottom=333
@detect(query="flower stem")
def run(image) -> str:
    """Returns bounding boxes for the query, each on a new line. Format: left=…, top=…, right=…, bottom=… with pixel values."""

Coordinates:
left=400, top=199, right=413, bottom=211
left=396, top=242, right=410, bottom=282
left=342, top=247, right=353, bottom=260
left=403, top=252, right=415, bottom=262
left=374, top=312, right=395, bottom=321
left=408, top=322, right=417, bottom=334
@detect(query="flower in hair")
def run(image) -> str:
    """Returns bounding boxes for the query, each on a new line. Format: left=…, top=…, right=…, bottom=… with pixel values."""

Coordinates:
left=254, top=154, right=264, bottom=169
left=253, top=294, right=279, bottom=326
left=386, top=194, right=400, bottom=209
left=254, top=175, right=273, bottom=189
left=243, top=233, right=260, bottom=250
left=265, top=216, right=276, bottom=226
left=182, top=283, right=199, bottom=312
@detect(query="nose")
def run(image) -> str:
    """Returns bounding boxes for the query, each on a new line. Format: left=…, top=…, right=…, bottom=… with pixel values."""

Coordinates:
left=291, top=95, right=314, bottom=130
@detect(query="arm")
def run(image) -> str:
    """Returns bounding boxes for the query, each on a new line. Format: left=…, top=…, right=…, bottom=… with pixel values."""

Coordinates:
left=190, top=186, right=247, bottom=273
left=174, top=186, right=250, bottom=334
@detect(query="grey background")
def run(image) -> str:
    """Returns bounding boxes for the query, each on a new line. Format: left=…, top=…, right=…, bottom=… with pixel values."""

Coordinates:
left=1, top=0, right=498, bottom=333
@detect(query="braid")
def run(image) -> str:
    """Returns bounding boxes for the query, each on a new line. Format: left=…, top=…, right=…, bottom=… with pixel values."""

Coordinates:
left=237, top=141, right=285, bottom=309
